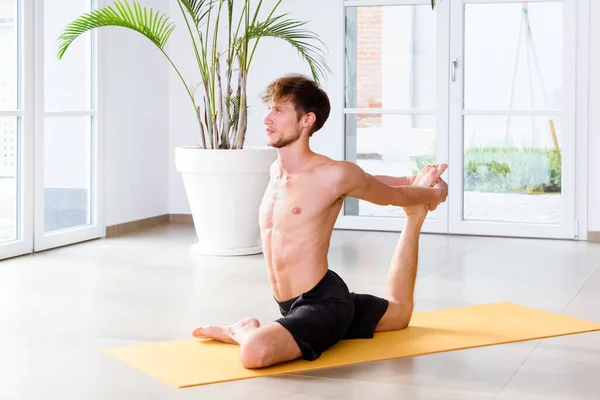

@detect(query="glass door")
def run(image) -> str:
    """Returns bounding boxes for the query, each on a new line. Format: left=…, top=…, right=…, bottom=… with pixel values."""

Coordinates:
left=338, top=0, right=450, bottom=233
left=0, top=0, right=33, bottom=260
left=33, top=0, right=102, bottom=251
left=448, top=0, right=577, bottom=239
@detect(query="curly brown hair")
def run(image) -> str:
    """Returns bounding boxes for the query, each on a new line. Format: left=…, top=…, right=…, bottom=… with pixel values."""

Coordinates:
left=261, top=74, right=331, bottom=136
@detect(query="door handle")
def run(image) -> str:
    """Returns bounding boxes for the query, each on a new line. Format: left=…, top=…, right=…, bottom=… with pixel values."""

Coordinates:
left=451, top=58, right=458, bottom=82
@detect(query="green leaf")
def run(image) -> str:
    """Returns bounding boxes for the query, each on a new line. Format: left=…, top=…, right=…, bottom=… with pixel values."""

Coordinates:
left=226, top=95, right=240, bottom=128
left=243, top=14, right=331, bottom=83
left=178, top=0, right=215, bottom=29
left=57, top=0, right=175, bottom=59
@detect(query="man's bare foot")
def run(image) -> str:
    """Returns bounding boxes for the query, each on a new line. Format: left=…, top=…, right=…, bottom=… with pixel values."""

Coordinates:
left=403, top=164, right=448, bottom=217
left=192, top=317, right=260, bottom=344
left=413, top=163, right=447, bottom=187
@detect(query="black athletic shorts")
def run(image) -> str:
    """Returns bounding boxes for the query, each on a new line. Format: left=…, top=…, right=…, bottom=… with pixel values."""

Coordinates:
left=274, top=269, right=389, bottom=361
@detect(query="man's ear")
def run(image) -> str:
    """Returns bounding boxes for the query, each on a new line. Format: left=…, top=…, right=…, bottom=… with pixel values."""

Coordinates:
left=302, top=112, right=316, bottom=129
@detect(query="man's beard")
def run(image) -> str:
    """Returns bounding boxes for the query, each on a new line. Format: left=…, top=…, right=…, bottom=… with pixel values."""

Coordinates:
left=268, top=131, right=301, bottom=148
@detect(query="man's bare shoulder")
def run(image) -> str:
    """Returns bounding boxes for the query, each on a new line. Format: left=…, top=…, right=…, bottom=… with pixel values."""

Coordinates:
left=320, top=158, right=364, bottom=179
left=312, top=156, right=350, bottom=175
left=313, top=158, right=367, bottom=196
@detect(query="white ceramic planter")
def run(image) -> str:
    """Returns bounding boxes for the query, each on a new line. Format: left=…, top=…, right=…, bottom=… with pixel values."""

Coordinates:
left=175, top=146, right=277, bottom=256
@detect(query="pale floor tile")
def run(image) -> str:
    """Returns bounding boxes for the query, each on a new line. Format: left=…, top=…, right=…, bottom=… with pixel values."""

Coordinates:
left=495, top=336, right=600, bottom=400
left=1, top=224, right=599, bottom=398
left=496, top=271, right=600, bottom=399
left=415, top=236, right=600, bottom=312
left=298, top=341, right=539, bottom=394
left=0, top=338, right=496, bottom=400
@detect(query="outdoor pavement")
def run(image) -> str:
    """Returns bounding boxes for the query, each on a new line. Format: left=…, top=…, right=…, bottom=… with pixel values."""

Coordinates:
left=354, top=160, right=562, bottom=224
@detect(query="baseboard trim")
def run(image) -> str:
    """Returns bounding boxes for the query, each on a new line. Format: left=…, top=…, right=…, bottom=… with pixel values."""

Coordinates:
left=588, top=231, right=600, bottom=243
left=169, top=214, right=194, bottom=224
left=105, top=214, right=170, bottom=238
left=106, top=217, right=600, bottom=241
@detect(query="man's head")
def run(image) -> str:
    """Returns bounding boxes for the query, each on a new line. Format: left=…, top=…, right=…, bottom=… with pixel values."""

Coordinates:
left=261, top=74, right=331, bottom=148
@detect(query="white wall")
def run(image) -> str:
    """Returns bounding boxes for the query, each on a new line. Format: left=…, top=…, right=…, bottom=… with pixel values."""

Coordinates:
left=167, top=0, right=344, bottom=214
left=102, top=0, right=170, bottom=226
left=588, top=0, right=599, bottom=231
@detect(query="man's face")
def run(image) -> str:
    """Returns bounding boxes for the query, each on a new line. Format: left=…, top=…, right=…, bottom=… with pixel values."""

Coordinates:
left=263, top=98, right=303, bottom=148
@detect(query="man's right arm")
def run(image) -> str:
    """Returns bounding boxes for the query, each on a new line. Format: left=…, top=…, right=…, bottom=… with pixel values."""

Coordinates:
left=374, top=175, right=414, bottom=187
left=336, top=161, right=442, bottom=207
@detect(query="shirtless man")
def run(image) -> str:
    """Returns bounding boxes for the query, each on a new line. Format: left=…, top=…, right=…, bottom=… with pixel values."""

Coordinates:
left=192, top=74, right=448, bottom=369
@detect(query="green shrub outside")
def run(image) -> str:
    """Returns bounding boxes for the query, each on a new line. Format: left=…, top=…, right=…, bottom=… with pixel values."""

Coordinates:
left=413, top=148, right=562, bottom=194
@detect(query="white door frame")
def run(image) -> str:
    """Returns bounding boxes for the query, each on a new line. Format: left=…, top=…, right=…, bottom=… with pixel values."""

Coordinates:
left=335, top=0, right=450, bottom=234
left=0, top=0, right=34, bottom=260
left=447, top=0, right=580, bottom=240
left=335, top=0, right=588, bottom=241
left=32, top=0, right=104, bottom=252
left=574, top=0, right=590, bottom=241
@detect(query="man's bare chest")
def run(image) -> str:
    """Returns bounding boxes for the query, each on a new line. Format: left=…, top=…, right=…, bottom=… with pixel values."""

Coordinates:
left=259, top=178, right=334, bottom=229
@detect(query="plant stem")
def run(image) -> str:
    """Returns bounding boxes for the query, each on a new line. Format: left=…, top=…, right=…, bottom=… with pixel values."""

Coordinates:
left=203, top=97, right=213, bottom=149
left=176, top=0, right=206, bottom=77
left=175, top=0, right=210, bottom=147
left=236, top=64, right=247, bottom=149
left=196, top=106, right=207, bottom=148
left=215, top=56, right=229, bottom=148
left=159, top=48, right=196, bottom=116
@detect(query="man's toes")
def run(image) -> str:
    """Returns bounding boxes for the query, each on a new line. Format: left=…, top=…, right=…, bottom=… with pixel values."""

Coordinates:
left=192, top=328, right=204, bottom=337
left=193, top=327, right=215, bottom=338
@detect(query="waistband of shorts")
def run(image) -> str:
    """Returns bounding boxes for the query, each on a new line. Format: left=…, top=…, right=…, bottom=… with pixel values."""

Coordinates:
left=276, top=295, right=299, bottom=312
left=275, top=270, right=339, bottom=312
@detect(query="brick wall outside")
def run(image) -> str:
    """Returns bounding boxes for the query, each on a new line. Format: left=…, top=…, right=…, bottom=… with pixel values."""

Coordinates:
left=357, top=7, right=382, bottom=128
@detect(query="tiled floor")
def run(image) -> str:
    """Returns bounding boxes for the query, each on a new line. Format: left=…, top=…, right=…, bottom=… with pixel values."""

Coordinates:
left=1, top=223, right=599, bottom=399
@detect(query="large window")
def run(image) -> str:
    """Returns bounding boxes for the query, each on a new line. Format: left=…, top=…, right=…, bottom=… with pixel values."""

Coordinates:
left=0, top=0, right=101, bottom=260
left=41, top=1, right=96, bottom=235
left=341, top=0, right=579, bottom=240
left=0, top=0, right=20, bottom=245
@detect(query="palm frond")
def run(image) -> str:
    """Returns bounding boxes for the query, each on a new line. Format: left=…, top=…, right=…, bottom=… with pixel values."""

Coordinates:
left=57, top=0, right=174, bottom=59
left=226, top=95, right=240, bottom=129
left=243, top=15, right=332, bottom=83
left=178, top=0, right=215, bottom=29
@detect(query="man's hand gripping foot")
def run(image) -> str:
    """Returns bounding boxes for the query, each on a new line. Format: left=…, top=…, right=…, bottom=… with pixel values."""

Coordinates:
left=403, top=163, right=448, bottom=217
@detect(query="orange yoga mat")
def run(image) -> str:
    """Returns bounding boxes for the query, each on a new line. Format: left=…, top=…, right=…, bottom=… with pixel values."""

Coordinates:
left=103, top=302, right=600, bottom=388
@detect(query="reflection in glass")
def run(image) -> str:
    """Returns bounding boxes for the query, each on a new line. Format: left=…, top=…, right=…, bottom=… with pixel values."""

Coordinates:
left=0, top=117, right=18, bottom=242
left=44, top=117, right=93, bottom=232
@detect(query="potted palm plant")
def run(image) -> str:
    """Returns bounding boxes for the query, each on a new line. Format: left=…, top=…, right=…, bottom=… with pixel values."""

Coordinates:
left=57, top=0, right=331, bottom=256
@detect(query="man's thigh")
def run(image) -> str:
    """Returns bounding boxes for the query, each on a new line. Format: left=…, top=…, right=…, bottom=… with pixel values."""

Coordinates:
left=346, top=293, right=389, bottom=338
left=276, top=301, right=354, bottom=361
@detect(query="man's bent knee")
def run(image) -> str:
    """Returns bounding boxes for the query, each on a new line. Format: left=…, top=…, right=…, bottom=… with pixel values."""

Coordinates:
left=239, top=336, right=270, bottom=369
left=377, top=300, right=413, bottom=332
left=395, top=300, right=413, bottom=329
left=389, top=310, right=411, bottom=330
